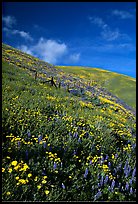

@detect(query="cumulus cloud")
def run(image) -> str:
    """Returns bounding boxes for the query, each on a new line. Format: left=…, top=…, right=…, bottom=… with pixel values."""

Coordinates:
left=112, top=10, right=133, bottom=19
left=18, top=38, right=68, bottom=64
left=69, top=53, right=80, bottom=62
left=32, top=38, right=67, bottom=64
left=17, top=45, right=33, bottom=55
left=2, top=15, right=16, bottom=28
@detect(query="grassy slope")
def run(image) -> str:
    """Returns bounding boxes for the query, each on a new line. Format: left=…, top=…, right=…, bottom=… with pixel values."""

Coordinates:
left=56, top=66, right=136, bottom=109
left=2, top=44, right=136, bottom=201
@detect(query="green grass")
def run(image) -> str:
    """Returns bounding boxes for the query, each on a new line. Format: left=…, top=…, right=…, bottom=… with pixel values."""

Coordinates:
left=2, top=44, right=136, bottom=201
left=56, top=66, right=136, bottom=109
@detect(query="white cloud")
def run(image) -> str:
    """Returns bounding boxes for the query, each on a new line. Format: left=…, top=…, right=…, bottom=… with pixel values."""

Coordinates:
left=2, top=15, right=16, bottom=28
left=18, top=38, right=68, bottom=64
left=3, top=27, right=33, bottom=41
left=101, top=27, right=120, bottom=41
left=88, top=16, right=107, bottom=29
left=69, top=53, right=80, bottom=62
left=17, top=45, right=33, bottom=55
left=32, top=38, right=67, bottom=64
left=89, top=16, right=130, bottom=41
left=12, top=30, right=33, bottom=41
left=112, top=10, right=133, bottom=19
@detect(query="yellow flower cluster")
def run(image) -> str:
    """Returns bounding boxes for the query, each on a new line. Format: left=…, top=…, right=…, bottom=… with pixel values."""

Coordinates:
left=46, top=151, right=61, bottom=163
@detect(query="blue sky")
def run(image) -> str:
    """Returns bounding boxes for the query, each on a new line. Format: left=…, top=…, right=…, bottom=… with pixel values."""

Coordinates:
left=2, top=2, right=136, bottom=78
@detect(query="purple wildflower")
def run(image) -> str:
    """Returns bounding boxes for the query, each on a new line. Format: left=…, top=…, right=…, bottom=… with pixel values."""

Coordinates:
left=53, top=162, right=57, bottom=170
left=108, top=161, right=111, bottom=168
left=73, top=150, right=76, bottom=155
left=89, top=160, right=92, bottom=165
left=62, top=183, right=65, bottom=189
left=111, top=179, right=115, bottom=190
left=27, top=131, right=31, bottom=138
left=104, top=175, right=109, bottom=184
left=84, top=168, right=88, bottom=178
left=115, top=153, right=118, bottom=159
left=105, top=155, right=109, bottom=160
left=132, top=167, right=136, bottom=178
left=100, top=176, right=104, bottom=186
left=94, top=190, right=102, bottom=201
left=38, top=135, right=43, bottom=143
left=98, top=183, right=100, bottom=188
left=73, top=132, right=78, bottom=138
left=18, top=141, right=20, bottom=148
left=130, top=187, right=133, bottom=194
left=125, top=182, right=129, bottom=191
left=78, top=138, right=81, bottom=143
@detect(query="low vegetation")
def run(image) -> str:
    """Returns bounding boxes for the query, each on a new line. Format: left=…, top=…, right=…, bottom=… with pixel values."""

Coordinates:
left=2, top=43, right=136, bottom=201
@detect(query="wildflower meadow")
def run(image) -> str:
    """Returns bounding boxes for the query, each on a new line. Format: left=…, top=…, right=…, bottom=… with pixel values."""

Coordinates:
left=2, top=43, right=136, bottom=201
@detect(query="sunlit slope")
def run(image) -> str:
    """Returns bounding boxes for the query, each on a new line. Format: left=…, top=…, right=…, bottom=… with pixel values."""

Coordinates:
left=56, top=66, right=136, bottom=109
left=2, top=44, right=136, bottom=201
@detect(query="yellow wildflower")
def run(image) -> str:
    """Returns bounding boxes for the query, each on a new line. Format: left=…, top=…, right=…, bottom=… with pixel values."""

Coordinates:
left=16, top=176, right=19, bottom=180
left=28, top=173, right=32, bottom=178
left=8, top=168, right=12, bottom=173
left=11, top=161, right=17, bottom=166
left=45, top=190, right=50, bottom=195
left=42, top=180, right=47, bottom=184
left=6, top=192, right=11, bottom=196
left=2, top=168, right=5, bottom=172
left=34, top=176, right=38, bottom=182
left=37, top=185, right=41, bottom=190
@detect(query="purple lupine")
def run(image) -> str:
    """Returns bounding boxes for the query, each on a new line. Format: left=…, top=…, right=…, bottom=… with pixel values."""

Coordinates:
left=127, top=165, right=131, bottom=175
left=73, top=150, right=76, bottom=155
left=73, top=132, right=78, bottom=138
left=27, top=131, right=31, bottom=138
left=98, top=183, right=100, bottom=188
left=84, top=168, right=88, bottom=178
left=43, top=142, right=47, bottom=149
left=111, top=179, right=115, bottom=190
left=132, top=143, right=136, bottom=149
left=108, top=161, right=111, bottom=168
left=115, top=153, right=118, bottom=159
left=124, top=160, right=128, bottom=170
left=100, top=176, right=104, bottom=186
left=78, top=138, right=81, bottom=143
left=38, top=135, right=43, bottom=143
left=42, top=168, right=46, bottom=175
left=53, top=162, right=57, bottom=170
left=89, top=160, right=92, bottom=165
left=94, top=189, right=102, bottom=201
left=62, top=183, right=65, bottom=189
left=125, top=182, right=129, bottom=191
left=132, top=167, right=136, bottom=178
left=130, top=187, right=133, bottom=194
left=18, top=141, right=20, bottom=148
left=105, top=155, right=109, bottom=160
left=104, top=175, right=109, bottom=184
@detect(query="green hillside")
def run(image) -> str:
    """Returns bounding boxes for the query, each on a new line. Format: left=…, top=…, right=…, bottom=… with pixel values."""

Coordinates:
left=55, top=66, right=136, bottom=109
left=2, top=43, right=136, bottom=201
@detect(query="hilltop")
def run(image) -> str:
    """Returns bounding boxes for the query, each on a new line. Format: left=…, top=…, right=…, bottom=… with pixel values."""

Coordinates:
left=2, top=43, right=136, bottom=201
